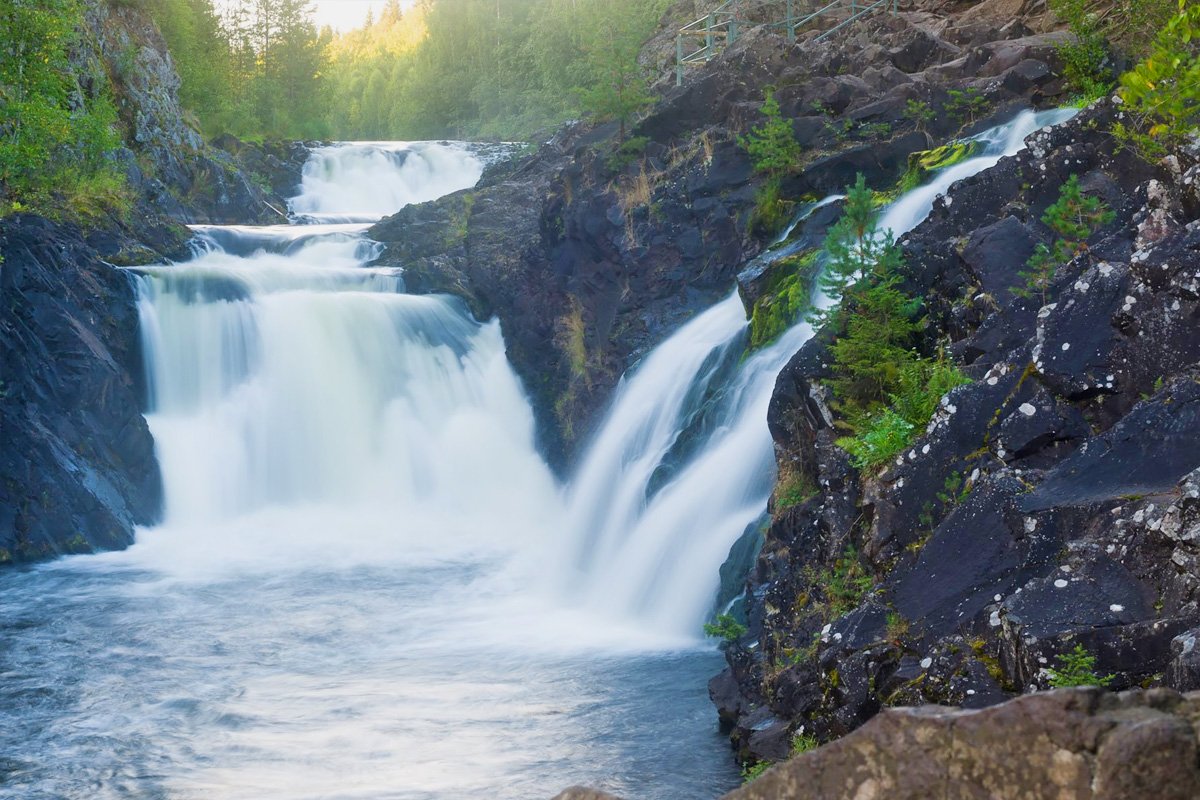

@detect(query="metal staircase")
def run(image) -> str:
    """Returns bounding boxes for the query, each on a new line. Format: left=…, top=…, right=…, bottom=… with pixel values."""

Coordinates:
left=675, top=0, right=899, bottom=85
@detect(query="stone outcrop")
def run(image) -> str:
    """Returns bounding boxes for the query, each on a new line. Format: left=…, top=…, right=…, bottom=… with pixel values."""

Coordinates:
left=558, top=688, right=1200, bottom=799
left=80, top=2, right=293, bottom=224
left=369, top=3, right=1072, bottom=468
left=714, top=97, right=1200, bottom=765
left=0, top=215, right=165, bottom=561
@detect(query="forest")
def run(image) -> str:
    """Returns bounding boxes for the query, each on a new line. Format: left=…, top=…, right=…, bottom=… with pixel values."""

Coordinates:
left=145, top=0, right=671, bottom=141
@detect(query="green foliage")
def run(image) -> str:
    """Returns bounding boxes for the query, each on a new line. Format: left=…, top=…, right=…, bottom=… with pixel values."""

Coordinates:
left=704, top=613, right=748, bottom=643
left=170, top=0, right=329, bottom=139
left=1049, top=0, right=1113, bottom=98
left=945, top=88, right=988, bottom=128
left=748, top=176, right=792, bottom=236
left=791, top=732, right=819, bottom=755
left=606, top=135, right=650, bottom=171
left=903, top=99, right=935, bottom=132
left=810, top=174, right=906, bottom=330
left=739, top=89, right=802, bottom=177
left=1114, top=0, right=1200, bottom=160
left=1015, top=174, right=1114, bottom=302
left=749, top=250, right=820, bottom=348
left=0, top=0, right=127, bottom=218
left=806, top=546, right=874, bottom=618
left=813, top=174, right=970, bottom=470
left=741, top=760, right=771, bottom=783
left=324, top=0, right=669, bottom=141
left=774, top=467, right=816, bottom=511
left=1047, top=644, right=1115, bottom=688
left=837, top=409, right=913, bottom=470
left=885, top=612, right=909, bottom=641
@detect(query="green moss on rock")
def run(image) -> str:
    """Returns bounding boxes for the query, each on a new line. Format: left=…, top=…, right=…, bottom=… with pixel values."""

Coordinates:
left=749, top=250, right=820, bottom=349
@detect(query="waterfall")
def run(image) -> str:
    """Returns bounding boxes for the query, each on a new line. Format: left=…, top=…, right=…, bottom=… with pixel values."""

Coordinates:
left=561, top=107, right=1078, bottom=635
left=134, top=150, right=562, bottom=578
left=289, top=141, right=486, bottom=223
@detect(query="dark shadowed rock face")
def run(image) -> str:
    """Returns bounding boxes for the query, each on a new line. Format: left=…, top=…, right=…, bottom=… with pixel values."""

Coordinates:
left=559, top=688, right=1200, bottom=800
left=717, top=98, right=1200, bottom=764
left=0, top=216, right=163, bottom=562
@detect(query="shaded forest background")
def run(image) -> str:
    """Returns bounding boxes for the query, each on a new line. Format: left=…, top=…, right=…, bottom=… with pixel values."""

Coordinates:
left=145, top=0, right=672, bottom=141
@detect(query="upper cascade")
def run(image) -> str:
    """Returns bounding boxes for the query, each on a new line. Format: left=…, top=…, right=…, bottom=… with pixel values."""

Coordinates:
left=289, top=141, right=486, bottom=223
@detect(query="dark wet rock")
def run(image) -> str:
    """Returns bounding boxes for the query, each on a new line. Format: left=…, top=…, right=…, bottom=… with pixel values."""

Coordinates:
left=0, top=216, right=163, bottom=562
left=720, top=97, right=1200, bottom=765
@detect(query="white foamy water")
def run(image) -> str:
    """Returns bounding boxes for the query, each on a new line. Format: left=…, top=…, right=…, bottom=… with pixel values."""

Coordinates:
left=289, top=141, right=485, bottom=223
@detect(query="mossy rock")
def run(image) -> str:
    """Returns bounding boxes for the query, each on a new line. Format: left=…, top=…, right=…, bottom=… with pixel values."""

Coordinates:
left=874, top=140, right=983, bottom=206
left=749, top=249, right=820, bottom=349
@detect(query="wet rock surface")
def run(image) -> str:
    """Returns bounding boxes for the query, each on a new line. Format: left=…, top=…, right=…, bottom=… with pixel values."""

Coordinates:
left=0, top=216, right=164, bottom=562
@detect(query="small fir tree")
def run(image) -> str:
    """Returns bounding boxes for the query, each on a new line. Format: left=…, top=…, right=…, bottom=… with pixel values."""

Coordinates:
left=1016, top=174, right=1114, bottom=303
left=1047, top=644, right=1115, bottom=688
left=738, top=89, right=802, bottom=177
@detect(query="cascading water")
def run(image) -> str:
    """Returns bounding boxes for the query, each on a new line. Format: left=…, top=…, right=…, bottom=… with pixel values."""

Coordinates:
left=561, top=107, right=1078, bottom=635
left=0, top=112, right=1076, bottom=799
left=290, top=141, right=487, bottom=223
left=0, top=142, right=737, bottom=800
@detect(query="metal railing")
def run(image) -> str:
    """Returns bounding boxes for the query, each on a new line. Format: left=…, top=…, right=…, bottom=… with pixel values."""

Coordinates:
left=675, top=0, right=898, bottom=85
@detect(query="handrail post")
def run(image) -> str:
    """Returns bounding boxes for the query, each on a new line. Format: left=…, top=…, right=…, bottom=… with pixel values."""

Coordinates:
left=676, top=34, right=683, bottom=86
left=729, top=16, right=738, bottom=44
left=786, top=0, right=795, bottom=41
left=705, top=13, right=714, bottom=56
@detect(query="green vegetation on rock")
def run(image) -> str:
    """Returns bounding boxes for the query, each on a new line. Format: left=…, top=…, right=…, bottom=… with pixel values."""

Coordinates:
left=1016, top=174, right=1114, bottom=303
left=0, top=0, right=128, bottom=218
left=814, top=174, right=970, bottom=470
left=1114, top=0, right=1200, bottom=159
left=1047, top=644, right=1114, bottom=688
left=749, top=250, right=820, bottom=349
left=740, top=89, right=803, bottom=236
left=704, top=613, right=748, bottom=643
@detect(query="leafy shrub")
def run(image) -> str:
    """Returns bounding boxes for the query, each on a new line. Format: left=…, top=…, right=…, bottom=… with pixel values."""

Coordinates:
left=0, top=0, right=127, bottom=219
left=1049, top=0, right=1113, bottom=98
left=704, top=613, right=748, bottom=643
left=1114, top=0, right=1200, bottom=159
left=1016, top=174, right=1115, bottom=302
left=837, top=409, right=914, bottom=470
left=1047, top=644, right=1114, bottom=688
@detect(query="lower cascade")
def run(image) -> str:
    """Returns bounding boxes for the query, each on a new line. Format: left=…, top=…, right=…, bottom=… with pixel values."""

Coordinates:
left=0, top=112, right=1072, bottom=799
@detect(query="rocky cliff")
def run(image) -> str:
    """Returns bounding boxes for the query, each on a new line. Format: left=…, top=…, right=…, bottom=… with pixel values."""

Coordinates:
left=713, top=78, right=1200, bottom=774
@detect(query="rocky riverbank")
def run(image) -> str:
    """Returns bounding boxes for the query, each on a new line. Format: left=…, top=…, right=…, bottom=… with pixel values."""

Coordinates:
left=560, top=688, right=1200, bottom=799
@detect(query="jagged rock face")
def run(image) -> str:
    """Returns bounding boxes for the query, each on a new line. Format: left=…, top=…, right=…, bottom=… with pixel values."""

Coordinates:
left=558, top=689, right=1200, bottom=800
left=0, top=216, right=162, bottom=562
left=80, top=1, right=291, bottom=225
left=370, top=7, right=1070, bottom=469
left=717, top=101, right=1200, bottom=761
